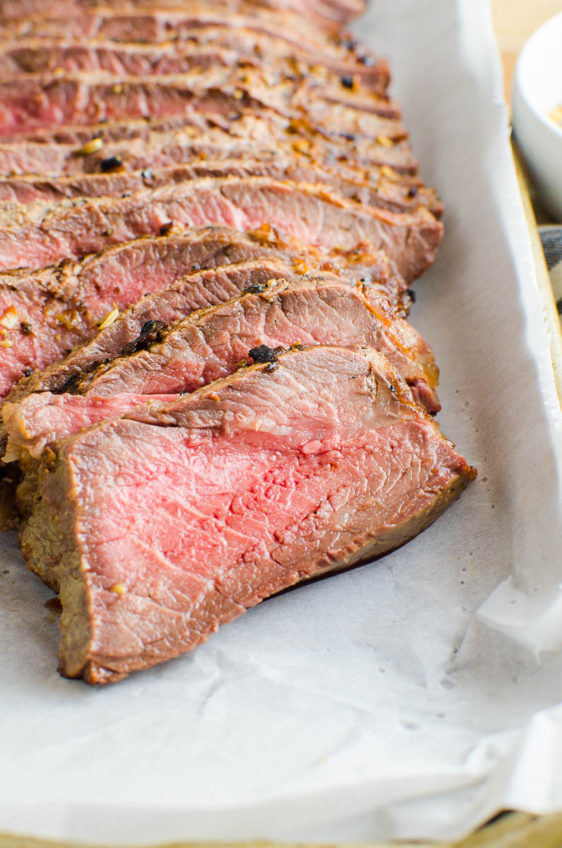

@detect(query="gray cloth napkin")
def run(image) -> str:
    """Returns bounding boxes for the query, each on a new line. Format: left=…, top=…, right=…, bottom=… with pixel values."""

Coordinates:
left=539, top=225, right=562, bottom=322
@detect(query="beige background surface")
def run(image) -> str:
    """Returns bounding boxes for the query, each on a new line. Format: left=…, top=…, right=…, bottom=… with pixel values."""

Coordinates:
left=492, top=0, right=562, bottom=100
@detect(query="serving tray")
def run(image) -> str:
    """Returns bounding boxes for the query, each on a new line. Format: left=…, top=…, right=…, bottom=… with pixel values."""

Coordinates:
left=2, top=2, right=561, bottom=846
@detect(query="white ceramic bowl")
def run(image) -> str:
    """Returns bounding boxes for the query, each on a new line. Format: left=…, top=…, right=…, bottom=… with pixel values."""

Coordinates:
left=512, top=12, right=562, bottom=222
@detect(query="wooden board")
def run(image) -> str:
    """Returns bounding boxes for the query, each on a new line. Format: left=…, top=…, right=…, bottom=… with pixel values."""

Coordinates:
left=491, top=0, right=562, bottom=102
left=2, top=810, right=562, bottom=848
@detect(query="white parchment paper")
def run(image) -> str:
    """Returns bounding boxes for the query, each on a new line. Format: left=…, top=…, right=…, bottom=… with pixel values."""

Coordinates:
left=1, top=0, right=562, bottom=842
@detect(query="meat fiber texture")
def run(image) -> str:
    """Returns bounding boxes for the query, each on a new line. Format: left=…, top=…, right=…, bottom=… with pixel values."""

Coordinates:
left=3, top=275, right=438, bottom=536
left=19, top=346, right=474, bottom=684
left=43, top=276, right=439, bottom=407
left=0, top=4, right=364, bottom=44
left=0, top=155, right=442, bottom=218
left=4, top=125, right=419, bottom=181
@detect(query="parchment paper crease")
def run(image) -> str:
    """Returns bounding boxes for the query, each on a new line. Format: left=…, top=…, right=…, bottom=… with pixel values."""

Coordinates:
left=1, top=0, right=561, bottom=842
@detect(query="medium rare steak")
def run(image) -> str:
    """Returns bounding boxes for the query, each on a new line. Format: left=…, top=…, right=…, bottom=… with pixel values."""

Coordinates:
left=4, top=392, right=177, bottom=541
left=0, top=8, right=366, bottom=55
left=58, top=275, right=440, bottom=409
left=0, top=37, right=389, bottom=92
left=20, top=346, right=475, bottom=684
left=0, top=259, right=291, bottom=403
left=0, top=0, right=478, bottom=693
left=1, top=225, right=405, bottom=401
left=3, top=393, right=179, bottom=465
left=0, top=176, right=443, bottom=280
left=0, top=69, right=403, bottom=139
left=5, top=277, right=439, bottom=529
left=0, top=113, right=420, bottom=178
left=0, top=42, right=248, bottom=78
left=0, top=0, right=366, bottom=32
left=0, top=157, right=443, bottom=219
left=5, top=274, right=435, bottom=415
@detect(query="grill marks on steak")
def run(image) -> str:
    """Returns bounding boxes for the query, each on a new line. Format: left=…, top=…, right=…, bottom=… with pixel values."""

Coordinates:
left=0, top=176, right=443, bottom=281
left=19, top=346, right=475, bottom=684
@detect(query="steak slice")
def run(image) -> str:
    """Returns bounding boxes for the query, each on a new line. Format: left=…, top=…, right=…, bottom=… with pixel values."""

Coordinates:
left=0, top=42, right=248, bottom=77
left=0, top=157, right=443, bottom=219
left=1, top=113, right=234, bottom=146
left=0, top=8, right=368, bottom=56
left=0, top=36, right=388, bottom=91
left=0, top=259, right=291, bottom=403
left=3, top=393, right=179, bottom=464
left=3, top=392, right=177, bottom=540
left=61, top=275, right=440, bottom=410
left=0, top=69, right=404, bottom=139
left=0, top=176, right=443, bottom=281
left=0, top=113, right=419, bottom=178
left=1, top=226, right=404, bottom=401
left=20, top=345, right=475, bottom=684
left=0, top=0, right=366, bottom=32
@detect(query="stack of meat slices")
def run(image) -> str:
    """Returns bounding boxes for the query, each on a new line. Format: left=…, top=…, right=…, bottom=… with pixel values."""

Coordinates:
left=0, top=0, right=476, bottom=685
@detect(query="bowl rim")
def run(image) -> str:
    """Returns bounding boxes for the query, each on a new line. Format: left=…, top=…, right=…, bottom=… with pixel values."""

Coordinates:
left=513, top=11, right=562, bottom=140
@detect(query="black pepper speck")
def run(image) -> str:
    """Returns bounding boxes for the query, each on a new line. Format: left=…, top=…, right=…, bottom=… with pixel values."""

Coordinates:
left=100, top=155, right=123, bottom=173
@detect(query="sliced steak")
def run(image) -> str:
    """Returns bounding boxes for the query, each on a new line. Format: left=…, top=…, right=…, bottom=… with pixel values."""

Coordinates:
left=8, top=274, right=432, bottom=411
left=4, top=277, right=439, bottom=524
left=0, top=8, right=367, bottom=55
left=64, top=276, right=440, bottom=409
left=0, top=36, right=388, bottom=91
left=0, top=259, right=290, bottom=403
left=0, top=113, right=419, bottom=178
left=1, top=113, right=235, bottom=146
left=0, top=0, right=366, bottom=32
left=20, top=345, right=475, bottom=684
left=0, top=42, right=247, bottom=77
left=0, top=69, right=404, bottom=139
left=1, top=226, right=404, bottom=400
left=0, top=157, right=443, bottom=219
left=0, top=61, right=398, bottom=121
left=0, top=176, right=443, bottom=281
